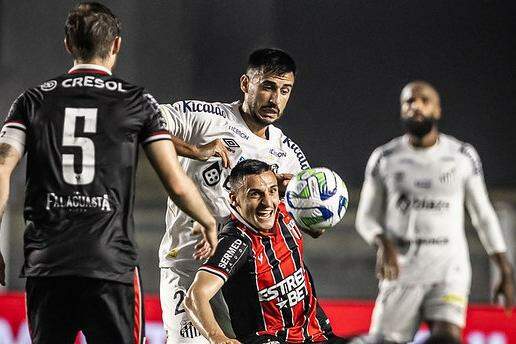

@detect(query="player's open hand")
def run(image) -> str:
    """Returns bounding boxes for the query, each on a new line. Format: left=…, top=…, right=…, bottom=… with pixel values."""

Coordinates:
left=196, top=139, right=231, bottom=168
left=376, top=240, right=399, bottom=280
left=493, top=269, right=514, bottom=315
left=0, top=251, right=5, bottom=286
left=192, top=222, right=218, bottom=260
left=276, top=173, right=293, bottom=196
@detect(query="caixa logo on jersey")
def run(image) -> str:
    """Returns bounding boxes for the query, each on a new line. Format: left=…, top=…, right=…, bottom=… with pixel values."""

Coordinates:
left=396, top=193, right=450, bottom=213
left=258, top=268, right=307, bottom=309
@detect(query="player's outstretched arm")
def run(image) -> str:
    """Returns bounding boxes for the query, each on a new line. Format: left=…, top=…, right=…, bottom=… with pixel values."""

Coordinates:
left=171, top=136, right=230, bottom=168
left=185, top=271, right=241, bottom=344
left=464, top=148, right=514, bottom=312
left=144, top=140, right=218, bottom=258
left=0, top=143, right=23, bottom=285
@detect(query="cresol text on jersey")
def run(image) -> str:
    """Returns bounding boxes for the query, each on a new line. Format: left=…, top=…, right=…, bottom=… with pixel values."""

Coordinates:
left=43, top=76, right=127, bottom=92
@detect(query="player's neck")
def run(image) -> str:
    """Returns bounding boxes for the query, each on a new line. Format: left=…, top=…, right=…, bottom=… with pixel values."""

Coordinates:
left=73, top=58, right=114, bottom=73
left=239, top=106, right=268, bottom=139
left=409, top=128, right=439, bottom=148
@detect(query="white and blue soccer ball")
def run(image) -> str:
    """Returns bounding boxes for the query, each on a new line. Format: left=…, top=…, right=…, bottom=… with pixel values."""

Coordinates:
left=285, top=167, right=348, bottom=231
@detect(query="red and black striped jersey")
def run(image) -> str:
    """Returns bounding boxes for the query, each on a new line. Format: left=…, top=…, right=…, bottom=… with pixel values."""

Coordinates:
left=1, top=64, right=171, bottom=284
left=200, top=202, right=333, bottom=343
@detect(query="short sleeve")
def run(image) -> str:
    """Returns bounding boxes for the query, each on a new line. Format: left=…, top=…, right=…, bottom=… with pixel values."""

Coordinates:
left=199, top=234, right=250, bottom=282
left=0, top=92, right=29, bottom=155
left=158, top=101, right=212, bottom=144
left=139, top=93, right=172, bottom=145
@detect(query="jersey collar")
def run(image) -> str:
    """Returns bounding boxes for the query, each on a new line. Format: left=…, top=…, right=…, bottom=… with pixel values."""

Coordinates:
left=231, top=101, right=275, bottom=142
left=68, top=64, right=112, bottom=76
left=402, top=133, right=441, bottom=154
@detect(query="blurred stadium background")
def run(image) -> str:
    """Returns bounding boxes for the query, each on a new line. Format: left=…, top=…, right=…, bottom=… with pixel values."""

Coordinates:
left=0, top=1, right=515, bottom=342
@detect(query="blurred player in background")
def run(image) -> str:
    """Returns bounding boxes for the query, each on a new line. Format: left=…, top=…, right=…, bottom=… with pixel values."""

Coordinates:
left=355, top=81, right=514, bottom=344
left=185, top=159, right=347, bottom=344
left=158, top=48, right=315, bottom=343
left=0, top=2, right=217, bottom=343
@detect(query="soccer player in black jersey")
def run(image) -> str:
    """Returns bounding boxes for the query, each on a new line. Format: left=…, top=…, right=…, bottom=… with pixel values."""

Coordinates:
left=185, top=160, right=348, bottom=344
left=0, top=2, right=217, bottom=343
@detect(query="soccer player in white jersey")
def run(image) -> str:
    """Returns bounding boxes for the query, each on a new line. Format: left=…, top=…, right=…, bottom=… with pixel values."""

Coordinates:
left=158, top=49, right=313, bottom=343
left=355, top=81, right=514, bottom=344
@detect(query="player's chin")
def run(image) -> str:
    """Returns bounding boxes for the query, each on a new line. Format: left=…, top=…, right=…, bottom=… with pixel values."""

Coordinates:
left=256, top=112, right=280, bottom=124
left=254, top=212, right=276, bottom=230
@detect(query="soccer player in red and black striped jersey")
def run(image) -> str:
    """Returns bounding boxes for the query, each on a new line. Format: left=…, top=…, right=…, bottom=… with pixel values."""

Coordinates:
left=185, top=160, right=348, bottom=344
left=0, top=2, right=217, bottom=344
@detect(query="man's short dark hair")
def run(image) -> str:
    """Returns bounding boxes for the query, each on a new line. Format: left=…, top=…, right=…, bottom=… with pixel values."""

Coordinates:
left=229, top=159, right=273, bottom=192
left=65, top=2, right=121, bottom=62
left=246, top=48, right=296, bottom=76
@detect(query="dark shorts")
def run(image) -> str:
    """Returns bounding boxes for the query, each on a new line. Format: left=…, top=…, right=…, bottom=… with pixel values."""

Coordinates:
left=25, top=268, right=144, bottom=344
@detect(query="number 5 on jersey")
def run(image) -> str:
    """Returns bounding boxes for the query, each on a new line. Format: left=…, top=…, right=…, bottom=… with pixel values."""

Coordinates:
left=62, top=107, right=97, bottom=185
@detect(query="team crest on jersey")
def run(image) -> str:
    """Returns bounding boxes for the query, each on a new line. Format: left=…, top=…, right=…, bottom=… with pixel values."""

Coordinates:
left=285, top=218, right=301, bottom=240
left=179, top=320, right=201, bottom=338
left=40, top=80, right=57, bottom=91
left=439, top=167, right=456, bottom=184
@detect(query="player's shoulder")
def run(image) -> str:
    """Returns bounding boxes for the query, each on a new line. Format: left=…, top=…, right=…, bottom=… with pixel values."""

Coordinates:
left=440, top=133, right=479, bottom=157
left=275, top=127, right=309, bottom=164
left=166, top=99, right=234, bottom=120
left=371, top=136, right=405, bottom=161
left=440, top=133, right=482, bottom=173
left=219, top=219, right=253, bottom=245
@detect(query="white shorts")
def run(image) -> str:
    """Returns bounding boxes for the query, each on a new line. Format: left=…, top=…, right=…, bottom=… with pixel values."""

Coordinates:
left=369, top=280, right=469, bottom=343
left=160, top=268, right=235, bottom=344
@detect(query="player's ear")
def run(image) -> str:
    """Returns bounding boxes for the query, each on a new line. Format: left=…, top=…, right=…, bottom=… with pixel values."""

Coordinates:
left=64, top=38, right=72, bottom=54
left=240, top=74, right=249, bottom=94
left=229, top=192, right=238, bottom=207
left=435, top=105, right=442, bottom=120
left=112, top=36, right=122, bottom=55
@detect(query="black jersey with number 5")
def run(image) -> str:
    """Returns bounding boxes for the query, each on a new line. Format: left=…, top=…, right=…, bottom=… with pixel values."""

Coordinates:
left=2, top=66, right=170, bottom=284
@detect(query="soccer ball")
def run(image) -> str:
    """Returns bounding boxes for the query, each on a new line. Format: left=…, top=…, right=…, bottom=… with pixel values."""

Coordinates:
left=285, top=167, right=348, bottom=231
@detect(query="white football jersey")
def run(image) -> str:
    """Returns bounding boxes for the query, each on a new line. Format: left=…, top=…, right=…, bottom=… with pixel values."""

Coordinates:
left=356, top=134, right=506, bottom=284
left=158, top=100, right=309, bottom=272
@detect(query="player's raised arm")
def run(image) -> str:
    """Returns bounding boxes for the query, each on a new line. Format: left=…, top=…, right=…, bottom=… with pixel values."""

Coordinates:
left=463, top=145, right=514, bottom=311
left=144, top=140, right=218, bottom=258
